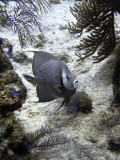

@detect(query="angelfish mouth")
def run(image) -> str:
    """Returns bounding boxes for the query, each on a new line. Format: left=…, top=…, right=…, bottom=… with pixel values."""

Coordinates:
left=75, top=80, right=78, bottom=83
left=74, top=80, right=78, bottom=89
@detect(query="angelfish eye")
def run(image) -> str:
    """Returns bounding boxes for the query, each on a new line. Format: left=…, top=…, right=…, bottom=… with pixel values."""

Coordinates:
left=75, top=80, right=78, bottom=84
left=73, top=80, right=78, bottom=89
left=74, top=80, right=78, bottom=85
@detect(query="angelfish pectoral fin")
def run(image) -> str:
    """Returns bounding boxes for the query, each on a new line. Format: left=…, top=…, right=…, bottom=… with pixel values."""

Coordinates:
left=56, top=97, right=70, bottom=111
left=23, top=74, right=37, bottom=86
left=54, top=85, right=63, bottom=93
left=74, top=74, right=76, bottom=78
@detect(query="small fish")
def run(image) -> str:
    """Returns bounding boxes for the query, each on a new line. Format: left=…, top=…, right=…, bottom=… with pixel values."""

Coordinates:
left=23, top=74, right=37, bottom=86
left=11, top=90, right=19, bottom=95
left=24, top=76, right=31, bottom=80
left=6, top=52, right=13, bottom=57
left=37, top=69, right=42, bottom=73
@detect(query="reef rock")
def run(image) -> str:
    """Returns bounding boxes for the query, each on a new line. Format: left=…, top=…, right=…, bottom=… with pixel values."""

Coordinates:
left=0, top=47, right=27, bottom=111
left=108, top=125, right=120, bottom=151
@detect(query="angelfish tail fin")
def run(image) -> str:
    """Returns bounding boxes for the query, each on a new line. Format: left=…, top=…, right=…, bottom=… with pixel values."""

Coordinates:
left=23, top=74, right=37, bottom=86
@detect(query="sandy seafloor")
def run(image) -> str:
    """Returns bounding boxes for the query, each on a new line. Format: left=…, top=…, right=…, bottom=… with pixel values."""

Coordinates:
left=1, top=0, right=120, bottom=159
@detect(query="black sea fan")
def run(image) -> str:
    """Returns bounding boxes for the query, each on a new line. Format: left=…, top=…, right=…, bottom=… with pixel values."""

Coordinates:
left=0, top=125, right=67, bottom=160
left=0, top=0, right=50, bottom=47
left=13, top=126, right=67, bottom=157
left=69, top=0, right=120, bottom=63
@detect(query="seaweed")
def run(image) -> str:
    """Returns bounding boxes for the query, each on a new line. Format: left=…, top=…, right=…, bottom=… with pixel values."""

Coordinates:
left=69, top=0, right=120, bottom=63
left=0, top=0, right=50, bottom=47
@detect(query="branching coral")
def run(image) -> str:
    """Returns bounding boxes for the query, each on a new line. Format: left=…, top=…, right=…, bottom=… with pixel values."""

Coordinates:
left=0, top=0, right=50, bottom=47
left=69, top=0, right=120, bottom=63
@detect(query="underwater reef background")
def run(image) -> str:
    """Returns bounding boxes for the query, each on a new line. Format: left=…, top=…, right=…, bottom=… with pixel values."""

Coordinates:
left=1, top=0, right=120, bottom=159
left=0, top=47, right=27, bottom=112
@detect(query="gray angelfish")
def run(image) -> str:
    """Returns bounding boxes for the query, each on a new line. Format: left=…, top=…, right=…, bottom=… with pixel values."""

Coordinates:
left=23, top=51, right=78, bottom=107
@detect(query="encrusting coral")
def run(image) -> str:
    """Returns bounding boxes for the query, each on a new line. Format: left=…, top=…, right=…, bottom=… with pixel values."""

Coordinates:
left=69, top=0, right=120, bottom=63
